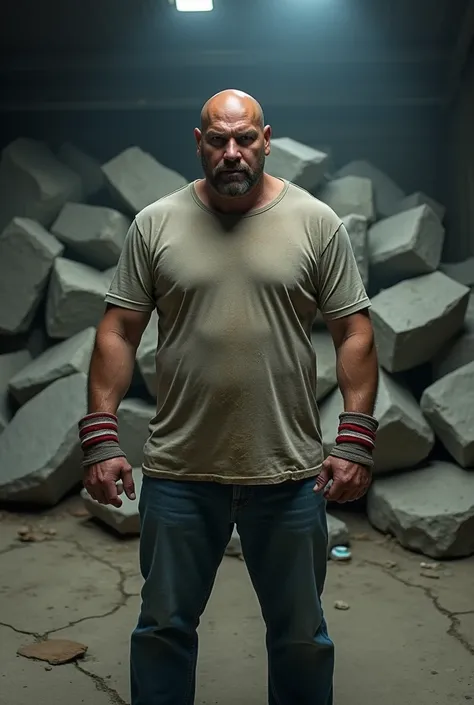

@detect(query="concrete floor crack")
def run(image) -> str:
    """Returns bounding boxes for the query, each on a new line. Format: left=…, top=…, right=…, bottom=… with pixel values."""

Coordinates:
left=75, top=662, right=128, bottom=705
left=0, top=620, right=40, bottom=638
left=362, top=559, right=474, bottom=656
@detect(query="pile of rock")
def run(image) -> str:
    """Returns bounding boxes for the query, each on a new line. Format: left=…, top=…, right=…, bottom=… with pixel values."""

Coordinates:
left=0, top=136, right=473, bottom=561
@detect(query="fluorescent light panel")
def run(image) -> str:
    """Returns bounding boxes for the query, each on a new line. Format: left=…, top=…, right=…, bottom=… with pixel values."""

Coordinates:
left=175, top=0, right=213, bottom=11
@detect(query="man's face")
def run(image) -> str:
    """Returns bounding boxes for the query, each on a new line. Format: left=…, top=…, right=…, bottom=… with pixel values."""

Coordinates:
left=196, top=110, right=271, bottom=197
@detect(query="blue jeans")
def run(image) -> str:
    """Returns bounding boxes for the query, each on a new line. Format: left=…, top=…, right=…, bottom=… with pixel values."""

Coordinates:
left=130, top=475, right=334, bottom=705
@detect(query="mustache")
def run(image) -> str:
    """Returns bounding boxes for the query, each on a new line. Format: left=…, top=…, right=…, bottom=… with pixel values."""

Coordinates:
left=214, top=164, right=250, bottom=174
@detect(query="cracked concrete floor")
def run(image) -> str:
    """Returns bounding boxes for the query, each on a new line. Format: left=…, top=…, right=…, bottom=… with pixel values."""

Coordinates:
left=0, top=496, right=473, bottom=705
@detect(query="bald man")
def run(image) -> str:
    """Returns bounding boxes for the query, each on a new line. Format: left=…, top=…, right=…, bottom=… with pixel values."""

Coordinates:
left=81, top=89, right=379, bottom=705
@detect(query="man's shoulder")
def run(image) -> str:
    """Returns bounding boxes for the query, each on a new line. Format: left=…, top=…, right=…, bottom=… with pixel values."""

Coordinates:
left=135, top=182, right=194, bottom=231
left=283, top=181, right=343, bottom=247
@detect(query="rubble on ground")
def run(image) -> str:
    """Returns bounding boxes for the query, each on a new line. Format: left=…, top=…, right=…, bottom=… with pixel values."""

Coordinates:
left=318, top=175, right=375, bottom=221
left=265, top=137, right=330, bottom=191
left=343, top=214, right=369, bottom=287
left=9, top=327, right=96, bottom=406
left=389, top=191, right=445, bottom=221
left=421, top=361, right=474, bottom=468
left=57, top=142, right=105, bottom=199
left=102, top=146, right=188, bottom=214
left=367, top=461, right=474, bottom=558
left=0, top=138, right=82, bottom=230
left=368, top=205, right=445, bottom=285
left=433, top=292, right=474, bottom=379
left=370, top=272, right=470, bottom=372
left=0, top=373, right=87, bottom=505
left=0, top=218, right=64, bottom=335
left=0, top=350, right=32, bottom=432
left=335, top=159, right=405, bottom=218
left=439, top=257, right=474, bottom=288
left=51, top=203, right=131, bottom=270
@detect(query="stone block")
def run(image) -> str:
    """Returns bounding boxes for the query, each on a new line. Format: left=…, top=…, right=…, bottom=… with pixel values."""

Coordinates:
left=367, top=461, right=474, bottom=559
left=319, top=176, right=375, bottom=222
left=321, top=369, right=434, bottom=473
left=371, top=272, right=470, bottom=372
left=265, top=138, right=330, bottom=191
left=311, top=330, right=337, bottom=402
left=342, top=214, right=369, bottom=287
left=136, top=311, right=159, bottom=398
left=433, top=292, right=474, bottom=379
left=0, top=138, right=82, bottom=230
left=46, top=258, right=108, bottom=339
left=81, top=468, right=143, bottom=536
left=326, top=513, right=350, bottom=549
left=0, top=351, right=32, bottom=432
left=335, top=160, right=405, bottom=218
left=57, top=142, right=105, bottom=198
left=102, top=147, right=187, bottom=214
left=440, top=257, right=474, bottom=288
left=9, top=327, right=95, bottom=406
left=51, top=203, right=131, bottom=270
left=390, top=191, right=445, bottom=222
left=0, top=372, right=87, bottom=505
left=117, top=398, right=155, bottom=467
left=0, top=218, right=64, bottom=335
left=368, top=205, right=445, bottom=284
left=421, top=361, right=474, bottom=467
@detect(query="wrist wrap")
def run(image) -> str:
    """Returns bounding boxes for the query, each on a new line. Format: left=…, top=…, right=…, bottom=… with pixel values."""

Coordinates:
left=329, top=411, right=379, bottom=468
left=78, top=412, right=126, bottom=468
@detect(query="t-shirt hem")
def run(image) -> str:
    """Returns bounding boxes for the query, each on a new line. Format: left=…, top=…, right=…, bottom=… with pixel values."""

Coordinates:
left=322, top=297, right=371, bottom=320
left=141, top=462, right=323, bottom=485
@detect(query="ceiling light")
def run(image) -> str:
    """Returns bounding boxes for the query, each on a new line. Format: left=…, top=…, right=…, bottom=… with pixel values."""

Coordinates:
left=175, top=0, right=213, bottom=11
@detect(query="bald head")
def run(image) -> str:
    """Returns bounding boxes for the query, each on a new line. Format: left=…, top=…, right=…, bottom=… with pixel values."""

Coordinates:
left=195, top=89, right=271, bottom=199
left=200, top=89, right=265, bottom=132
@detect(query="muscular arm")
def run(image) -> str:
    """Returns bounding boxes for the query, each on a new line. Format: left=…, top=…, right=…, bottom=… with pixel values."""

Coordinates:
left=325, top=308, right=378, bottom=414
left=88, top=304, right=151, bottom=414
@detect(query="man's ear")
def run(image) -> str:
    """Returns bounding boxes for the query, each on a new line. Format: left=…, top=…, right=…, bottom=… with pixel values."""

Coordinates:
left=194, top=127, right=202, bottom=155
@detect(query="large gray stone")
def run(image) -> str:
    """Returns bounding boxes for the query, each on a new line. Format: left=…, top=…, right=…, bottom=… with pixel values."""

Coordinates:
left=57, top=142, right=105, bottom=198
left=117, top=398, right=155, bottom=467
left=342, top=214, right=369, bottom=287
left=46, top=258, right=108, bottom=339
left=433, top=293, right=474, bottom=379
left=321, top=369, right=434, bottom=474
left=102, top=147, right=187, bottom=214
left=440, top=257, right=474, bottom=288
left=368, top=205, right=445, bottom=284
left=81, top=468, right=143, bottom=535
left=367, top=461, right=474, bottom=559
left=421, top=361, right=474, bottom=468
left=371, top=272, right=470, bottom=373
left=51, top=203, right=131, bottom=270
left=0, top=218, right=64, bottom=335
left=136, top=311, right=159, bottom=398
left=9, top=327, right=96, bottom=406
left=335, top=160, right=405, bottom=219
left=0, top=351, right=32, bottom=432
left=265, top=138, right=330, bottom=191
left=0, top=372, right=87, bottom=505
left=390, top=191, right=445, bottom=222
left=319, top=176, right=375, bottom=222
left=311, top=330, right=337, bottom=402
left=0, top=138, right=82, bottom=230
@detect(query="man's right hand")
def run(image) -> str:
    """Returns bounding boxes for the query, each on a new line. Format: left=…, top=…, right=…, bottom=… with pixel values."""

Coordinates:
left=83, top=457, right=136, bottom=507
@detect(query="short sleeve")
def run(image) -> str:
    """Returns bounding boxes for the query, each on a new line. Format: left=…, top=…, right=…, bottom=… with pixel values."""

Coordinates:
left=105, top=219, right=156, bottom=312
left=317, top=223, right=371, bottom=319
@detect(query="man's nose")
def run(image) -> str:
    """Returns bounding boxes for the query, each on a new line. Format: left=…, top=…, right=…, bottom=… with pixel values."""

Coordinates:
left=224, top=139, right=241, bottom=160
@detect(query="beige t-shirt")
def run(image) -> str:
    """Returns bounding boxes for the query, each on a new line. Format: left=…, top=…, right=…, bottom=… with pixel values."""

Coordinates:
left=105, top=180, right=370, bottom=484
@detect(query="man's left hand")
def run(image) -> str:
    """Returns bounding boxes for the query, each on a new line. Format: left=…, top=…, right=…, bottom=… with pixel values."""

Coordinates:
left=314, top=455, right=372, bottom=503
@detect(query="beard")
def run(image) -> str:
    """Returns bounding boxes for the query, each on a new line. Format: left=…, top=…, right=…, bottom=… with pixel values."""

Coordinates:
left=201, top=151, right=265, bottom=197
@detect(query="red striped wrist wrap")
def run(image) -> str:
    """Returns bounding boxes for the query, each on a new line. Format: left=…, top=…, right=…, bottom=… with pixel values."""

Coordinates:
left=78, top=412, right=126, bottom=468
left=330, top=412, right=379, bottom=468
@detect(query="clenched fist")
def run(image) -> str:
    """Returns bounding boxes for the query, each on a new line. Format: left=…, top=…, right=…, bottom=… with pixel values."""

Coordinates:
left=83, top=456, right=135, bottom=507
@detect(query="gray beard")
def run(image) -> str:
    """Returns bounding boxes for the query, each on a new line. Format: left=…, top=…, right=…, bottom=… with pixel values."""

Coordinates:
left=202, top=154, right=264, bottom=198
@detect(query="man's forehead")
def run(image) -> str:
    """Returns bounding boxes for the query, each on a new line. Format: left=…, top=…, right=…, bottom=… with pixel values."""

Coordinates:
left=205, top=118, right=259, bottom=134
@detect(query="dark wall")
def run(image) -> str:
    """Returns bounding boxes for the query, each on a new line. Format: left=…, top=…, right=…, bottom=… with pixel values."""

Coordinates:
left=1, top=102, right=444, bottom=201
